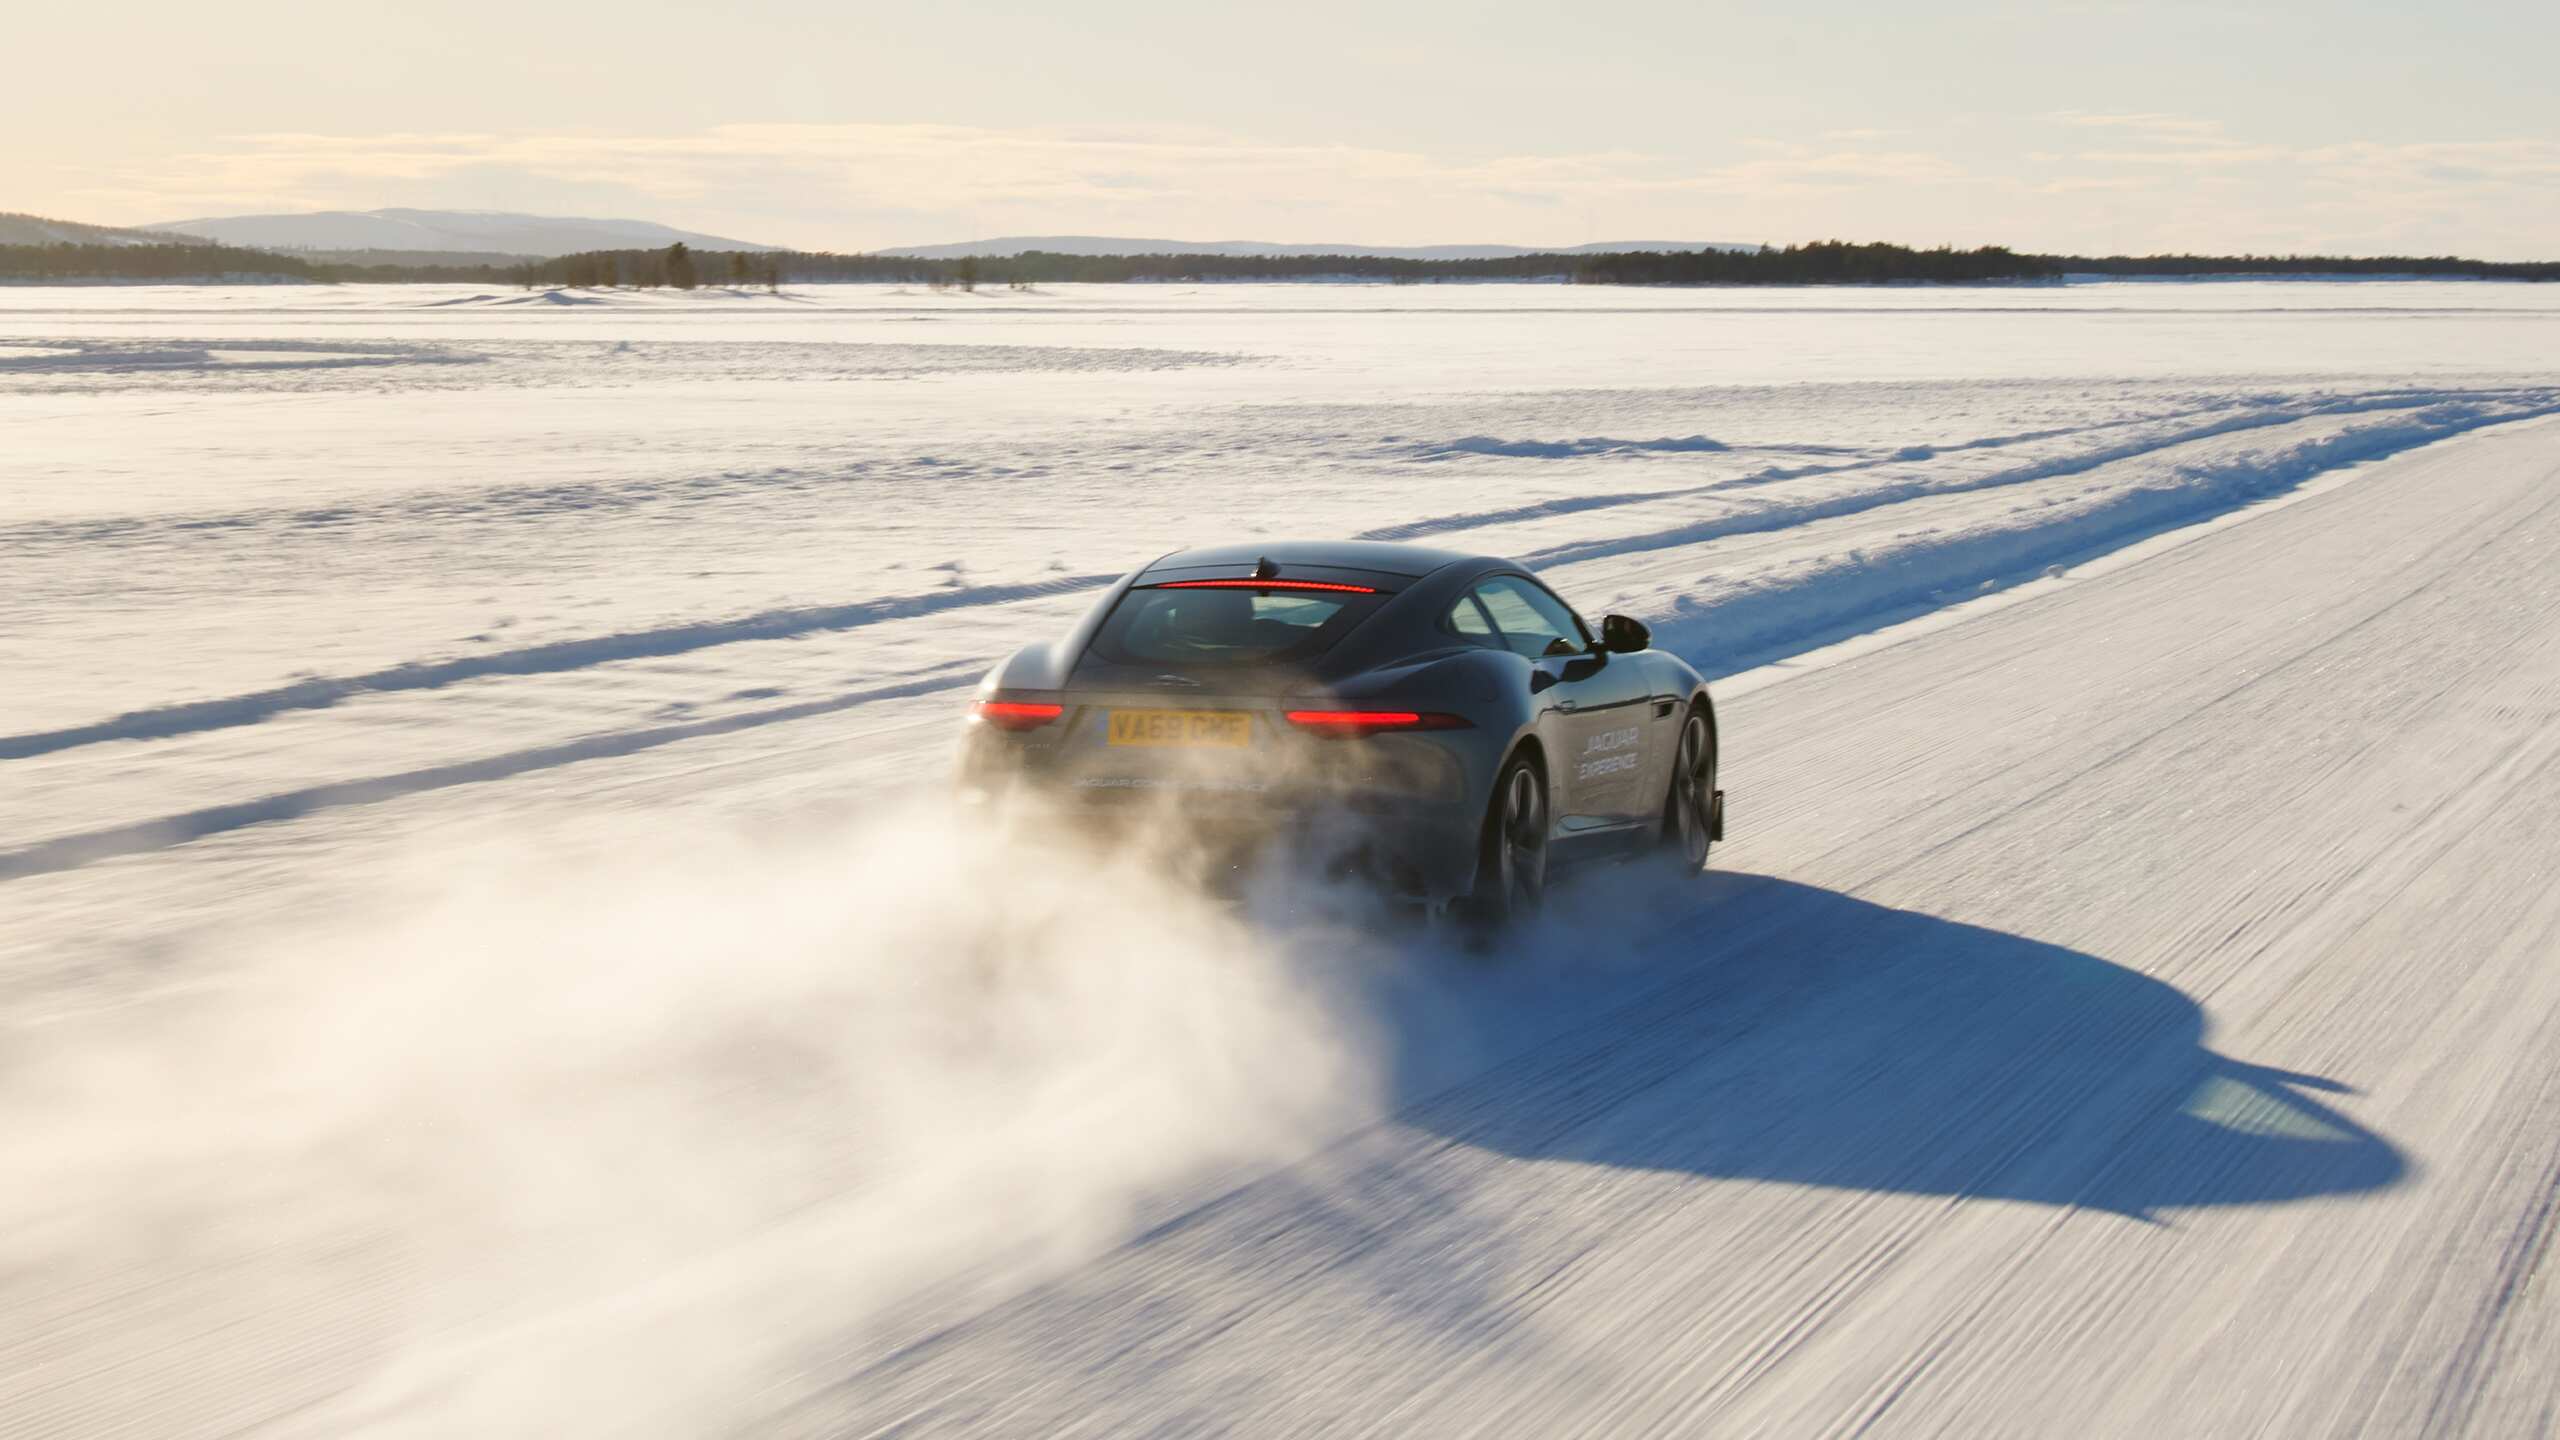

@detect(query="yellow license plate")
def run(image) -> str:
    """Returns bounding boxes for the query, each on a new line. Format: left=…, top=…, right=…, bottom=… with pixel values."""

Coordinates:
left=1107, top=709, right=1253, bottom=748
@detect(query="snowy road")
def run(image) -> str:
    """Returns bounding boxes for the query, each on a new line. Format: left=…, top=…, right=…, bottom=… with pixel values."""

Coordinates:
left=5, top=284, right=2559, bottom=1436
left=767, top=414, right=2560, bottom=1438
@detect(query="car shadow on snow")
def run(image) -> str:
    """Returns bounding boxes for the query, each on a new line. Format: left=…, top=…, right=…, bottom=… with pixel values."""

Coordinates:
left=766, top=871, right=2410, bottom=1429
left=1372, top=870, right=2407, bottom=1221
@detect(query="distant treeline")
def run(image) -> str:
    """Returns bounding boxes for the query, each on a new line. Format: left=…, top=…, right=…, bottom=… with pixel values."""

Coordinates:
left=652, top=248, right=1594, bottom=285
left=2039, top=252, right=2560, bottom=281
left=0, top=241, right=515, bottom=284
left=1573, top=243, right=2050, bottom=285
left=543, top=244, right=781, bottom=289
left=0, top=242, right=327, bottom=281
left=6, top=238, right=2553, bottom=287
left=502, top=241, right=2053, bottom=288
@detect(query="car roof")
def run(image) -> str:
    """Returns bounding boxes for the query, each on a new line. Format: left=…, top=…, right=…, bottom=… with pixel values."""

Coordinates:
left=1140, top=539, right=1491, bottom=580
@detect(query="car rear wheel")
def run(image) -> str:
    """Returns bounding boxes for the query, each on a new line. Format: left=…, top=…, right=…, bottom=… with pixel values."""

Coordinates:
left=1456, top=751, right=1548, bottom=934
left=1660, top=709, right=1717, bottom=873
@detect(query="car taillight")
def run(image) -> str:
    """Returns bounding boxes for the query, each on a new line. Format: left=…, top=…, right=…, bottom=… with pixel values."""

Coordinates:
left=973, top=700, right=1065, bottom=732
left=1283, top=709, right=1473, bottom=737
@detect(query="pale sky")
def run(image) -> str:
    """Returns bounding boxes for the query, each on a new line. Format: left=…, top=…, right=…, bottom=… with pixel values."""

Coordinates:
left=7, top=0, right=2555, bottom=257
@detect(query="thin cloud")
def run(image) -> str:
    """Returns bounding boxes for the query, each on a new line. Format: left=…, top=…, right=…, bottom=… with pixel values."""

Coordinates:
left=64, top=123, right=1979, bottom=245
left=2052, top=111, right=2228, bottom=140
left=2079, top=145, right=2294, bottom=167
left=51, top=118, right=2560, bottom=260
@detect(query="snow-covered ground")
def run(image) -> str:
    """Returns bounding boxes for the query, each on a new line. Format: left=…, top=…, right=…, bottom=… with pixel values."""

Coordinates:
left=4, top=281, right=2558, bottom=1436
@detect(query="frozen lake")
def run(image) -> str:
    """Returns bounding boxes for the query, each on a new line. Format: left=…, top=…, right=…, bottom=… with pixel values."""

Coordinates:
left=5, top=282, right=2555, bottom=899
left=4, top=279, right=2558, bottom=1437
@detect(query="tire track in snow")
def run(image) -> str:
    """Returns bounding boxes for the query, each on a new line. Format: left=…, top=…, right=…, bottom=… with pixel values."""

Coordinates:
left=0, top=578, right=1111, bottom=762
left=1352, top=387, right=2553, bottom=547
left=2417, top=1048, right=2560, bottom=1439
left=1633, top=401, right=2560, bottom=676
left=0, top=662, right=986, bottom=881
left=1520, top=391, right=2560, bottom=572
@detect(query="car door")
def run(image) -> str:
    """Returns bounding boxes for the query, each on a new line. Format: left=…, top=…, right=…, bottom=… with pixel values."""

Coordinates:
left=1472, top=575, right=1656, bottom=835
left=1631, top=650, right=1697, bottom=822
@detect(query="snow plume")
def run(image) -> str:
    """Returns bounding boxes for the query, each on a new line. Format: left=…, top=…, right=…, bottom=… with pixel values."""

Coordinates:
left=0, top=802, right=1400, bottom=1436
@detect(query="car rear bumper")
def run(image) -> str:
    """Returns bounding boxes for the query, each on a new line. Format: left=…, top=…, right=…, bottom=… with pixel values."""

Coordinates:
left=957, top=771, right=1482, bottom=902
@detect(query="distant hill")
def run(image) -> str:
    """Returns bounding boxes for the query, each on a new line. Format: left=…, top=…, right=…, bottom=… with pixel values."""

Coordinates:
left=145, top=208, right=780, bottom=257
left=0, top=211, right=188, bottom=247
left=879, top=235, right=1757, bottom=260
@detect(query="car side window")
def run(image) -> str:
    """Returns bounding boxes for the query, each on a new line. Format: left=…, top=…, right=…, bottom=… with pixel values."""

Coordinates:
left=1474, top=576, right=1590, bottom=659
left=1444, top=593, right=1503, bottom=647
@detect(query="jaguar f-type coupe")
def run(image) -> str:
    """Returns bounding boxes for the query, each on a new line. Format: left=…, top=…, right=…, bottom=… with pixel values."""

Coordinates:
left=955, top=541, right=1724, bottom=925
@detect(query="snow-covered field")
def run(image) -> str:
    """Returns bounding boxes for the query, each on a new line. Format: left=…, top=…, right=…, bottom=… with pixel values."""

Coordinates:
left=4, top=281, right=2559, bottom=1436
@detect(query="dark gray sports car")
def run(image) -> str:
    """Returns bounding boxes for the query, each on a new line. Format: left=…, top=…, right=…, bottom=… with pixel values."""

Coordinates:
left=955, top=540, right=1723, bottom=925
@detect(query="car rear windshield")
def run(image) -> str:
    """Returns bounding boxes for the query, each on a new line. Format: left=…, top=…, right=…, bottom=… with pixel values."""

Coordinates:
left=1088, top=585, right=1387, bottom=668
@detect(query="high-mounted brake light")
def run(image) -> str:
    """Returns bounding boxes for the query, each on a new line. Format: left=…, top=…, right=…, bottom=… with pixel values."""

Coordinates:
left=1148, top=579, right=1380, bottom=594
left=972, top=700, right=1064, bottom=731
left=1284, top=709, right=1473, bottom=737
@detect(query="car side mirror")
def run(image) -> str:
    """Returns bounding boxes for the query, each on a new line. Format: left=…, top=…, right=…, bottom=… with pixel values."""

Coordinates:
left=1601, top=614, right=1651, bottom=653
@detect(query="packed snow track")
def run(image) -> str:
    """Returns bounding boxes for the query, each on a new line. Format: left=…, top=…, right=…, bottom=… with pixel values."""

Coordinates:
left=757, top=415, right=2560, bottom=1438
